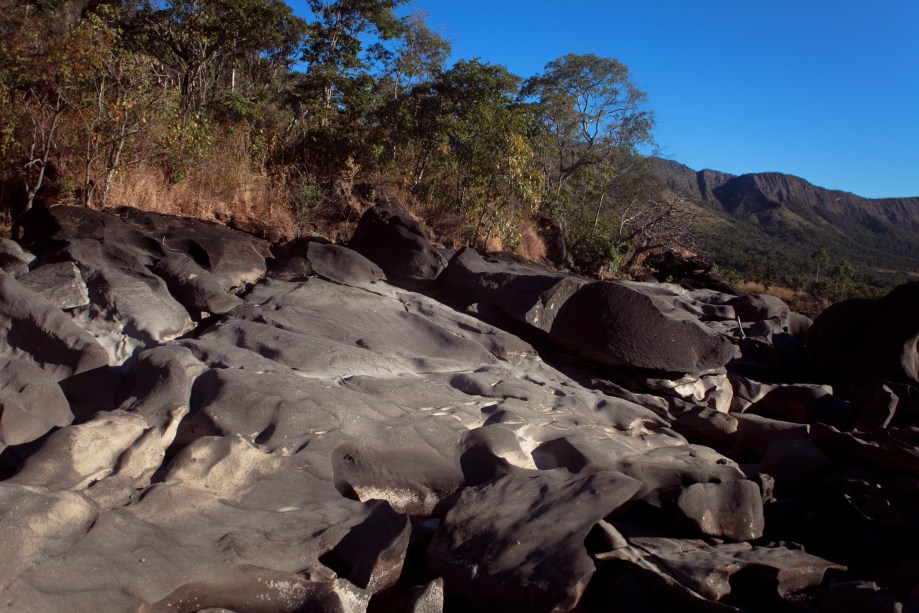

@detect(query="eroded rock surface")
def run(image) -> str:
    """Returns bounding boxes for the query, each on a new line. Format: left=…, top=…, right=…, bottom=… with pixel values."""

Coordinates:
left=0, top=203, right=916, bottom=612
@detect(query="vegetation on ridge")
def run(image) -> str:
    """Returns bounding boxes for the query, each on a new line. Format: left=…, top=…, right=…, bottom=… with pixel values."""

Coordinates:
left=0, top=0, right=690, bottom=277
left=0, top=0, right=911, bottom=307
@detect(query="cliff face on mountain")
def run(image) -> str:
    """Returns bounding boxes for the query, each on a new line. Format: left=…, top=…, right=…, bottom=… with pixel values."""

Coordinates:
left=653, top=158, right=919, bottom=228
left=650, top=158, right=919, bottom=287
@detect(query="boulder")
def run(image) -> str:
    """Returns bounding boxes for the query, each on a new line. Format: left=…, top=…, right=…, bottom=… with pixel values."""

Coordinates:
left=853, top=383, right=899, bottom=431
left=670, top=407, right=739, bottom=450
left=439, top=247, right=584, bottom=332
left=729, top=293, right=791, bottom=327
left=664, top=479, right=765, bottom=541
left=426, top=470, right=641, bottom=612
left=732, top=413, right=810, bottom=462
left=349, top=199, right=447, bottom=280
left=0, top=238, right=33, bottom=274
left=153, top=253, right=242, bottom=315
left=807, top=281, right=919, bottom=386
left=0, top=357, right=73, bottom=449
left=600, top=524, right=845, bottom=607
left=16, top=262, right=89, bottom=310
left=306, top=242, right=386, bottom=288
left=0, top=273, right=109, bottom=380
left=551, top=280, right=736, bottom=373
left=810, top=423, right=919, bottom=475
left=20, top=204, right=268, bottom=289
left=730, top=377, right=846, bottom=425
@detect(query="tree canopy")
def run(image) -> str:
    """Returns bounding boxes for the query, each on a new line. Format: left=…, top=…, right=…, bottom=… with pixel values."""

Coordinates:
left=0, top=0, right=695, bottom=279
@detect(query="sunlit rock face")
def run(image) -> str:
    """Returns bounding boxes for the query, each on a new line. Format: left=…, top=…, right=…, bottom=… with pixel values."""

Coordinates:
left=1, top=202, right=916, bottom=611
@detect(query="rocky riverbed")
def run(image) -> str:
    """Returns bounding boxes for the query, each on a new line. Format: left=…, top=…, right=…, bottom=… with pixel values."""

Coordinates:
left=1, top=200, right=917, bottom=612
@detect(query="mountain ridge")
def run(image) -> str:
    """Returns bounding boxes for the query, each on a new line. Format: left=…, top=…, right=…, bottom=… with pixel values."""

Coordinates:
left=649, top=158, right=919, bottom=288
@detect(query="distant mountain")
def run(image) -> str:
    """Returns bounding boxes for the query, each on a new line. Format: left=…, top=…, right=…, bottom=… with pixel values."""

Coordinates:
left=649, top=158, right=919, bottom=289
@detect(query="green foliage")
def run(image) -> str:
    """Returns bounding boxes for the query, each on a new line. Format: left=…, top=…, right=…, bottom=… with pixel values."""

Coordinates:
left=0, top=0, right=680, bottom=273
left=565, top=217, right=623, bottom=275
left=519, top=53, right=673, bottom=275
left=161, top=112, right=214, bottom=182
left=127, top=0, right=306, bottom=121
left=405, top=59, right=542, bottom=248
left=288, top=171, right=325, bottom=234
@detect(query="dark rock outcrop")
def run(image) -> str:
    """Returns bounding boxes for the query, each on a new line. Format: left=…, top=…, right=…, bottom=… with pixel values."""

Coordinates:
left=438, top=247, right=584, bottom=332
left=0, top=205, right=916, bottom=612
left=551, top=281, right=736, bottom=373
left=807, top=281, right=919, bottom=387
left=348, top=199, right=447, bottom=280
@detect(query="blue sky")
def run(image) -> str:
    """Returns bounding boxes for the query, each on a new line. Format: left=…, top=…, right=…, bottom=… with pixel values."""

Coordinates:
left=393, top=0, right=919, bottom=198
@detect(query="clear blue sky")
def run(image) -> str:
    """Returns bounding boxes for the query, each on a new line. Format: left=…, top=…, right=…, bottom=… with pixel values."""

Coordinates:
left=393, top=0, right=919, bottom=198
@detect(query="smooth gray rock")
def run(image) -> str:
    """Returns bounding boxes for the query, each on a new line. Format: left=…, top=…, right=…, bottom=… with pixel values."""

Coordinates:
left=671, top=407, right=739, bottom=450
left=322, top=500, right=411, bottom=593
left=20, top=205, right=268, bottom=289
left=854, top=383, right=899, bottom=431
left=78, top=267, right=193, bottom=363
left=438, top=247, right=584, bottom=332
left=16, top=262, right=89, bottom=310
left=614, top=444, right=747, bottom=506
left=666, top=480, right=765, bottom=541
left=153, top=253, right=242, bottom=315
left=810, top=423, right=919, bottom=475
left=349, top=199, right=447, bottom=280
left=0, top=273, right=109, bottom=380
left=4, top=204, right=905, bottom=612
left=729, top=293, right=791, bottom=327
left=732, top=413, right=810, bottom=461
left=0, top=357, right=72, bottom=449
left=141, top=571, right=371, bottom=613
left=427, top=469, right=642, bottom=612
left=0, top=238, right=33, bottom=273
left=408, top=578, right=444, bottom=613
left=306, top=241, right=386, bottom=288
left=0, top=482, right=98, bottom=587
left=603, top=526, right=845, bottom=606
left=8, top=410, right=150, bottom=491
left=551, top=281, right=736, bottom=373
left=745, top=438, right=831, bottom=496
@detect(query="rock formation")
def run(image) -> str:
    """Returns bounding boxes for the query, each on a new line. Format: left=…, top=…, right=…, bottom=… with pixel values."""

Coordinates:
left=0, top=201, right=917, bottom=612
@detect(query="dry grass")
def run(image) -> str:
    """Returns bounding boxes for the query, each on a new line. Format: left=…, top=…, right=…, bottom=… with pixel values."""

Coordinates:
left=105, top=131, right=297, bottom=240
left=738, top=280, right=830, bottom=318
left=738, top=281, right=797, bottom=302
left=518, top=219, right=547, bottom=262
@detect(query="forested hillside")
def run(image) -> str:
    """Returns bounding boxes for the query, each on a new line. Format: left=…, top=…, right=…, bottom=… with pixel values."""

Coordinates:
left=651, top=158, right=919, bottom=292
left=2, top=0, right=914, bottom=300
left=0, top=0, right=690, bottom=278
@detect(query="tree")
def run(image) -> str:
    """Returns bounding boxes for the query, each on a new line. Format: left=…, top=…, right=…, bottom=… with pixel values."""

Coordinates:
left=811, top=248, right=829, bottom=284
left=374, top=10, right=450, bottom=101
left=0, top=0, right=89, bottom=213
left=518, top=54, right=669, bottom=275
left=68, top=7, right=167, bottom=207
left=830, top=259, right=854, bottom=300
left=411, top=60, right=541, bottom=248
left=128, top=0, right=306, bottom=122
left=299, top=0, right=404, bottom=122
left=521, top=53, right=655, bottom=209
